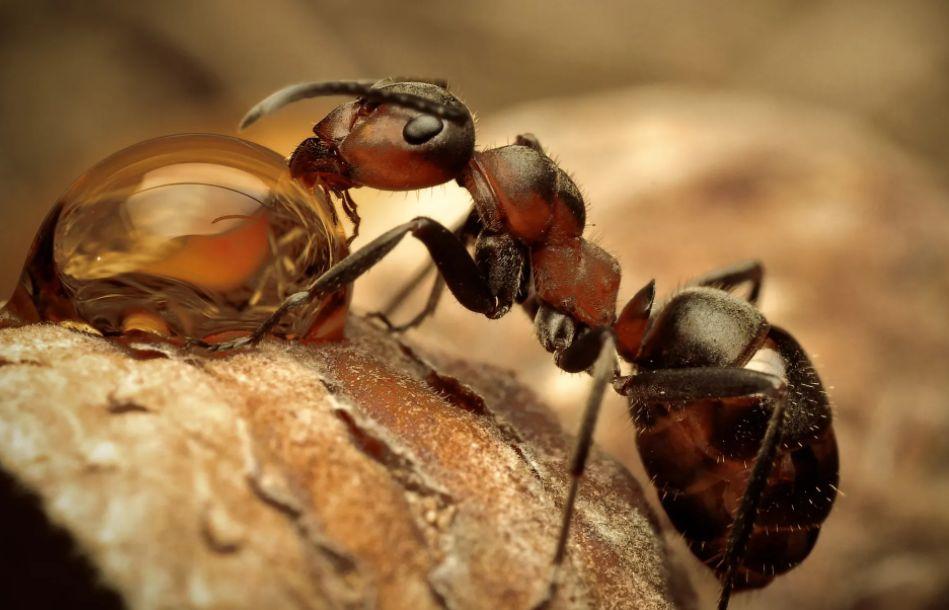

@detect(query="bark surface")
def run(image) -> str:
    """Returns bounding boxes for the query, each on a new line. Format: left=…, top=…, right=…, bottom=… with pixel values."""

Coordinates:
left=0, top=318, right=683, bottom=610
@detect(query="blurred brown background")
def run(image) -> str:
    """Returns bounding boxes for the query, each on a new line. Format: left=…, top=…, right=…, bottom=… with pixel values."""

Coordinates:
left=2, top=1, right=948, bottom=609
left=3, top=0, right=949, bottom=294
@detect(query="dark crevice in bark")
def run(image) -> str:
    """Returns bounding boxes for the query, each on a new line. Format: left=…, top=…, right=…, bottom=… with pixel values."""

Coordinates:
left=239, top=422, right=364, bottom=604
left=331, top=408, right=453, bottom=507
left=397, top=341, right=547, bottom=483
left=0, top=356, right=43, bottom=367
left=105, top=394, right=151, bottom=414
left=423, top=370, right=489, bottom=416
left=330, top=406, right=456, bottom=610
left=0, top=466, right=126, bottom=610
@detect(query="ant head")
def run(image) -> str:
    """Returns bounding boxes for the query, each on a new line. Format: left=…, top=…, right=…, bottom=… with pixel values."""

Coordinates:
left=241, top=79, right=476, bottom=191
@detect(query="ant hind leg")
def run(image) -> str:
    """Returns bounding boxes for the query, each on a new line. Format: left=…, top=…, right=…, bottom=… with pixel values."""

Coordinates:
left=714, top=383, right=788, bottom=610
left=691, top=260, right=764, bottom=304
left=538, top=330, right=616, bottom=607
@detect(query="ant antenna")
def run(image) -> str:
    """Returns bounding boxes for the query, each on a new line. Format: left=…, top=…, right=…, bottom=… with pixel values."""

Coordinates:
left=239, top=79, right=469, bottom=130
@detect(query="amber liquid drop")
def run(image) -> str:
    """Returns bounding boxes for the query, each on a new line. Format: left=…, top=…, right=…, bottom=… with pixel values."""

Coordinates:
left=3, top=134, right=349, bottom=344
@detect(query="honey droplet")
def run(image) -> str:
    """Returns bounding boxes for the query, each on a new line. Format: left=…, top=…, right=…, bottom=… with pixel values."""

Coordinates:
left=3, top=134, right=349, bottom=344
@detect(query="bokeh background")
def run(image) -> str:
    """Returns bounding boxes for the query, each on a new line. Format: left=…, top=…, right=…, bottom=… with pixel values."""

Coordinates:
left=2, top=1, right=948, bottom=609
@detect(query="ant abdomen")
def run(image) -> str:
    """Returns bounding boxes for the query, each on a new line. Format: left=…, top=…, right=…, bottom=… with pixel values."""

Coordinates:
left=632, top=326, right=839, bottom=590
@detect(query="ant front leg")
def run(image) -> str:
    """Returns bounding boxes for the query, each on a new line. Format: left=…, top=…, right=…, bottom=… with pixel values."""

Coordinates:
left=193, top=217, right=505, bottom=352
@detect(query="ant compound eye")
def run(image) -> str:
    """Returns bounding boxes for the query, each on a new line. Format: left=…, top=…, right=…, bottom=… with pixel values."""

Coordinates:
left=402, top=114, right=444, bottom=145
left=5, top=134, right=349, bottom=344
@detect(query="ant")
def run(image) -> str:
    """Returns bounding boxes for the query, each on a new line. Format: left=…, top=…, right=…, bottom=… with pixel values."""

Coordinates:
left=194, top=77, right=839, bottom=609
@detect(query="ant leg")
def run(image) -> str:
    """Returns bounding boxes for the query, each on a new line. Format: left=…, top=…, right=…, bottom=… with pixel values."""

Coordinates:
left=373, top=225, right=527, bottom=334
left=616, top=367, right=788, bottom=610
left=339, top=190, right=362, bottom=244
left=542, top=331, right=616, bottom=602
left=616, top=367, right=785, bottom=407
left=716, top=386, right=788, bottom=610
left=515, top=133, right=544, bottom=153
left=764, top=324, right=833, bottom=446
left=367, top=208, right=480, bottom=332
left=691, top=260, right=764, bottom=304
left=193, top=217, right=499, bottom=352
left=370, top=273, right=446, bottom=333
left=717, top=327, right=833, bottom=609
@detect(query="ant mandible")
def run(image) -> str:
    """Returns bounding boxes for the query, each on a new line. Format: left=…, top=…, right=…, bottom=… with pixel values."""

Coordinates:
left=195, top=78, right=839, bottom=609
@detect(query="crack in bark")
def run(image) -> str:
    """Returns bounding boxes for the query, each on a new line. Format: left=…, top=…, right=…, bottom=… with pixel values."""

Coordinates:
left=199, top=505, right=244, bottom=554
left=105, top=392, right=151, bottom=415
left=331, top=407, right=454, bottom=511
left=236, top=417, right=365, bottom=608
left=421, top=370, right=489, bottom=417
left=328, top=401, right=457, bottom=610
left=0, top=356, right=44, bottom=367
left=396, top=341, right=547, bottom=483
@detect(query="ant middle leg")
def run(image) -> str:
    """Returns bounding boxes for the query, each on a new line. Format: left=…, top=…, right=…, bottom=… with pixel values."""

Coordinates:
left=370, top=273, right=447, bottom=333
left=368, top=207, right=481, bottom=332
left=370, top=223, right=527, bottom=334
left=691, top=260, right=764, bottom=304
left=536, top=324, right=617, bottom=604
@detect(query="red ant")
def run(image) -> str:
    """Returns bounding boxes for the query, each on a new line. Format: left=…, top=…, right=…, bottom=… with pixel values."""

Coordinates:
left=195, top=77, right=839, bottom=609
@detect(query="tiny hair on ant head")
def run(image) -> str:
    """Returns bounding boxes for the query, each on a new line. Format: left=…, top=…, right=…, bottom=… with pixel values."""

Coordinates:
left=194, top=77, right=839, bottom=610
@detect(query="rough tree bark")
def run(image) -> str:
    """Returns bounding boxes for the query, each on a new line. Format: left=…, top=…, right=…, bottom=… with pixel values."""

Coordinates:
left=0, top=318, right=687, bottom=610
